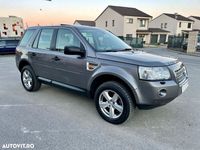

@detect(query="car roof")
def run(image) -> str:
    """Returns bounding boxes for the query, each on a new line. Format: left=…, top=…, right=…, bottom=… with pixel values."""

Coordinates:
left=27, top=24, right=99, bottom=30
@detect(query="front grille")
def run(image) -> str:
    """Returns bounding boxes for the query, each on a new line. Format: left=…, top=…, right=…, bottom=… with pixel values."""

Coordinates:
left=175, top=65, right=188, bottom=84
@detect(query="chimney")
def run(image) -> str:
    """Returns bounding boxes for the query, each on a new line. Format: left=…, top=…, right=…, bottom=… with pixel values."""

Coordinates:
left=174, top=13, right=178, bottom=20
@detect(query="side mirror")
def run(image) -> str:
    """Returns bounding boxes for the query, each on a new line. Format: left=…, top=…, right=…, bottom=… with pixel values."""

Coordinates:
left=64, top=46, right=85, bottom=56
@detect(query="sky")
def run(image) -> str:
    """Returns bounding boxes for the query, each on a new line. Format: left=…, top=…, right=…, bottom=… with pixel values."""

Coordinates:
left=0, top=0, right=199, bottom=27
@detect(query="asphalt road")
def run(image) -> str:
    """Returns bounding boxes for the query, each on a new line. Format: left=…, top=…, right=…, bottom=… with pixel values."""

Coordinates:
left=0, top=49, right=199, bottom=150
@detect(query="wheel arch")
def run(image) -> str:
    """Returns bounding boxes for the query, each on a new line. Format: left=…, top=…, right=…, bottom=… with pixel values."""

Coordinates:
left=18, top=59, right=31, bottom=72
left=88, top=73, right=138, bottom=105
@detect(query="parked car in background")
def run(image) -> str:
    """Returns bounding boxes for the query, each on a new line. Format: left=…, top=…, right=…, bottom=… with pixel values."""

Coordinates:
left=0, top=38, right=20, bottom=54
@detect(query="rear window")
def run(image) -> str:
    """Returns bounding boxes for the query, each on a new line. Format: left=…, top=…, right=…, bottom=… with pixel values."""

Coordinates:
left=19, top=29, right=35, bottom=46
left=0, top=41, right=6, bottom=47
left=6, top=40, right=20, bottom=46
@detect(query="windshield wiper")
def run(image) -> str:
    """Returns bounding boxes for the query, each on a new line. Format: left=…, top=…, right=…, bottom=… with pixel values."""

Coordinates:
left=104, top=50, right=118, bottom=52
left=100, top=48, right=133, bottom=52
left=117, top=48, right=133, bottom=51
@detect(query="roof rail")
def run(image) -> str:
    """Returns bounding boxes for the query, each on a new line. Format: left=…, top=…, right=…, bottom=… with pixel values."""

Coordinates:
left=60, top=24, right=71, bottom=26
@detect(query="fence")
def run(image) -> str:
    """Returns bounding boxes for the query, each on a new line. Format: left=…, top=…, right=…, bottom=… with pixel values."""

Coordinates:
left=167, top=36, right=186, bottom=49
left=119, top=37, right=143, bottom=48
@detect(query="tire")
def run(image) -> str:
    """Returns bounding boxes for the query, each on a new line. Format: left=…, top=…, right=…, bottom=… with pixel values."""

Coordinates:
left=94, top=81, right=134, bottom=124
left=21, top=65, right=41, bottom=92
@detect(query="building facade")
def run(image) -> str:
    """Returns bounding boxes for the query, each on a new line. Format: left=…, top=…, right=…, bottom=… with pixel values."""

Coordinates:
left=95, top=6, right=169, bottom=44
left=149, top=13, right=194, bottom=36
left=0, top=16, right=24, bottom=38
left=189, top=16, right=200, bottom=30
left=95, top=6, right=152, bottom=38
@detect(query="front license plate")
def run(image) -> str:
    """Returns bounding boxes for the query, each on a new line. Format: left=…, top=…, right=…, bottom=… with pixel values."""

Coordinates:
left=181, top=81, right=189, bottom=93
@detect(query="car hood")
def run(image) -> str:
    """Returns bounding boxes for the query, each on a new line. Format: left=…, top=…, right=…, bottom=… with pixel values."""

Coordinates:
left=96, top=51, right=178, bottom=67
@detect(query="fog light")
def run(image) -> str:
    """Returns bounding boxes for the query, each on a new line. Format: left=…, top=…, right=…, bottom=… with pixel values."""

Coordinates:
left=159, top=89, right=167, bottom=97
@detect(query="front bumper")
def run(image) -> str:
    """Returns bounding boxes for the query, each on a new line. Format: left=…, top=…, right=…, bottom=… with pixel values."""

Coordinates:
left=135, top=62, right=188, bottom=109
left=136, top=79, right=188, bottom=109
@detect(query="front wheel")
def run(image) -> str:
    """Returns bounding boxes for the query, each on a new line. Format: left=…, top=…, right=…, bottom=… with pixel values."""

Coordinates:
left=21, top=66, right=41, bottom=92
left=94, top=81, right=134, bottom=124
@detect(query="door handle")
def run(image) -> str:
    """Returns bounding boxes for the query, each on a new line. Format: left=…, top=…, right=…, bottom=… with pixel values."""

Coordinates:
left=52, top=56, right=60, bottom=61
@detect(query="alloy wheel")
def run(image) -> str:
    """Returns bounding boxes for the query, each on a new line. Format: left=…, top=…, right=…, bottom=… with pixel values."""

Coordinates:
left=99, top=90, right=124, bottom=119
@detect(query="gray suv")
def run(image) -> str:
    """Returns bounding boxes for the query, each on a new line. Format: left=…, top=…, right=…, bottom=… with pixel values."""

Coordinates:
left=16, top=25, right=189, bottom=124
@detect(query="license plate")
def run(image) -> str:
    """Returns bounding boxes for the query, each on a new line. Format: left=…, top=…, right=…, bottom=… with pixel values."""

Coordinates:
left=181, top=81, right=189, bottom=93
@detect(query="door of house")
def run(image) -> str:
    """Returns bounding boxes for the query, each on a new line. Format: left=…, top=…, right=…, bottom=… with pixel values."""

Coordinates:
left=150, top=34, right=158, bottom=44
left=159, top=34, right=166, bottom=43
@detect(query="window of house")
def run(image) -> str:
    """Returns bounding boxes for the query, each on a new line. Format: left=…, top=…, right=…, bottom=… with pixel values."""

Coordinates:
left=188, top=23, right=192, bottom=29
left=161, top=23, right=163, bottom=29
left=140, top=20, right=146, bottom=27
left=112, top=20, right=115, bottom=27
left=105, top=21, right=108, bottom=27
left=56, top=29, right=81, bottom=52
left=3, top=24, right=8, bottom=30
left=3, top=32, right=7, bottom=35
left=179, top=22, right=182, bottom=28
left=126, top=34, right=132, bottom=37
left=37, top=29, right=54, bottom=50
left=164, top=23, right=167, bottom=28
left=127, top=18, right=133, bottom=24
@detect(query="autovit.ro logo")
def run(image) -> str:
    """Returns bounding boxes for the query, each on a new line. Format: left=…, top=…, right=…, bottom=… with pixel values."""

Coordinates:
left=1, top=144, right=34, bottom=149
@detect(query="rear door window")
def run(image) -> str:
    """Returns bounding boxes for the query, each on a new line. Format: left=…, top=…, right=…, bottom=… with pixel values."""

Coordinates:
left=19, top=29, right=35, bottom=46
left=37, top=29, right=54, bottom=50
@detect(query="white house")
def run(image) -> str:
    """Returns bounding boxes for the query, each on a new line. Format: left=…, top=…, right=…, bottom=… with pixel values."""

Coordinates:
left=95, top=5, right=152, bottom=38
left=95, top=5, right=169, bottom=44
left=0, top=16, right=24, bottom=38
left=149, top=13, right=194, bottom=36
left=74, top=20, right=95, bottom=26
left=188, top=16, right=200, bottom=30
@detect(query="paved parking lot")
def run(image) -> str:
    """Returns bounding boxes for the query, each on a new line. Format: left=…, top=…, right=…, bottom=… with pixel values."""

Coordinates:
left=0, top=49, right=200, bottom=150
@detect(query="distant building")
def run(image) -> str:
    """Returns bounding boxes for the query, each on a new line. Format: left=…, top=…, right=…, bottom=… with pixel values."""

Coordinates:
left=149, top=13, right=194, bottom=36
left=189, top=16, right=200, bottom=30
left=0, top=16, right=24, bottom=38
left=74, top=20, right=95, bottom=26
left=95, top=5, right=169, bottom=44
left=95, top=5, right=152, bottom=38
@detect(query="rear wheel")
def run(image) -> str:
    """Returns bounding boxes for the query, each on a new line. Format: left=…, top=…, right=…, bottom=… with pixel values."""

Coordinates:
left=21, top=66, right=41, bottom=92
left=94, top=81, right=134, bottom=124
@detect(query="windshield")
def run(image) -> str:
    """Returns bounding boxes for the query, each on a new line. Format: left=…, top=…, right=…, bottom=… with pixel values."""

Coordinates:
left=77, top=28, right=132, bottom=52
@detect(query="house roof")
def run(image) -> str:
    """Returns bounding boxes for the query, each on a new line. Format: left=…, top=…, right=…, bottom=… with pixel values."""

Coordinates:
left=95, top=5, right=152, bottom=21
left=74, top=20, right=95, bottom=26
left=137, top=28, right=169, bottom=33
left=109, top=5, right=152, bottom=18
left=190, top=16, right=200, bottom=21
left=164, top=13, right=193, bottom=22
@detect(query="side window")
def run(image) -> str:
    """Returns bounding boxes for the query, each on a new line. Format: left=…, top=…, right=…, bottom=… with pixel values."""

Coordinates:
left=56, top=29, right=81, bottom=51
left=37, top=29, right=54, bottom=50
left=81, top=32, right=95, bottom=47
left=32, top=30, right=41, bottom=48
left=19, top=29, right=35, bottom=46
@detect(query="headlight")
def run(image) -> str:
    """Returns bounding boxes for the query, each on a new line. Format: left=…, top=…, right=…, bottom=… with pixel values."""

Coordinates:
left=138, top=66, right=171, bottom=80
